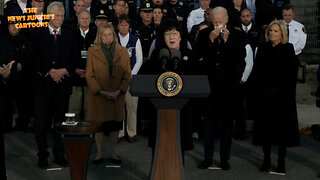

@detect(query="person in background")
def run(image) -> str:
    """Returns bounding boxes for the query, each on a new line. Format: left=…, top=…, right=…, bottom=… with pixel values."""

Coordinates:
left=117, top=15, right=143, bottom=143
left=4, top=0, right=32, bottom=17
left=237, top=8, right=259, bottom=122
left=240, top=8, right=259, bottom=54
left=245, top=0, right=256, bottom=22
left=132, top=0, right=156, bottom=59
left=189, top=7, right=213, bottom=48
left=31, top=1, right=78, bottom=168
left=68, top=10, right=96, bottom=121
left=110, top=0, right=126, bottom=28
left=0, top=18, right=32, bottom=133
left=228, top=0, right=246, bottom=28
left=94, top=10, right=109, bottom=29
left=282, top=4, right=306, bottom=56
left=90, top=0, right=113, bottom=22
left=187, top=0, right=211, bottom=33
left=86, top=24, right=131, bottom=165
left=123, top=2, right=129, bottom=15
left=0, top=60, right=15, bottom=180
left=64, top=0, right=86, bottom=30
left=153, top=5, right=164, bottom=28
left=250, top=20, right=300, bottom=174
left=84, top=0, right=92, bottom=13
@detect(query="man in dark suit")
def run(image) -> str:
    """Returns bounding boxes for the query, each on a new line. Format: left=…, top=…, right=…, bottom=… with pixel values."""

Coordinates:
left=0, top=18, right=33, bottom=133
left=31, top=1, right=78, bottom=169
left=195, top=6, right=246, bottom=170
left=240, top=8, right=259, bottom=54
left=68, top=10, right=96, bottom=121
left=0, top=60, right=15, bottom=180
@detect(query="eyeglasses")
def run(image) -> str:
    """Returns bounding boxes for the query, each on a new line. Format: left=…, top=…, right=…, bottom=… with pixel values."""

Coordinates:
left=164, top=31, right=179, bottom=37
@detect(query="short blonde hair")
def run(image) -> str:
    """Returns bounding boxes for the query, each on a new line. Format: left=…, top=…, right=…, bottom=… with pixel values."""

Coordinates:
left=265, top=20, right=288, bottom=44
left=94, top=23, right=118, bottom=45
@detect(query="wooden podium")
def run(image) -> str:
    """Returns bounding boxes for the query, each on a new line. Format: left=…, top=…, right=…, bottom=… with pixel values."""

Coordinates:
left=130, top=75, right=210, bottom=180
left=54, top=121, right=101, bottom=180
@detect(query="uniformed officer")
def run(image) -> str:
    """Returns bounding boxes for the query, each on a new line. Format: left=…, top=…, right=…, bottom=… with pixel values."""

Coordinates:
left=187, top=0, right=211, bottom=33
left=3, top=0, right=32, bottom=17
left=282, top=4, right=307, bottom=56
left=0, top=17, right=33, bottom=132
left=90, top=0, right=114, bottom=22
left=109, top=0, right=126, bottom=27
left=94, top=9, right=109, bottom=29
left=132, top=0, right=156, bottom=59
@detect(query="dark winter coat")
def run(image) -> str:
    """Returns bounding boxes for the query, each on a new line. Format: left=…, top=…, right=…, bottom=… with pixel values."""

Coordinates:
left=251, top=41, right=300, bottom=147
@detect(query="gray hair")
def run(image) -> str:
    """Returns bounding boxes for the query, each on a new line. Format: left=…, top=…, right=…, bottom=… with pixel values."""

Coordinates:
left=211, top=6, right=228, bottom=20
left=47, top=1, right=65, bottom=14
left=78, top=10, right=91, bottom=19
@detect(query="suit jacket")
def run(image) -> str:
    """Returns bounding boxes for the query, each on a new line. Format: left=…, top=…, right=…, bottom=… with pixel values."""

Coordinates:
left=31, top=27, right=78, bottom=95
left=86, top=43, right=131, bottom=122
left=72, top=26, right=97, bottom=86
left=195, top=25, right=246, bottom=114
left=241, top=24, right=260, bottom=53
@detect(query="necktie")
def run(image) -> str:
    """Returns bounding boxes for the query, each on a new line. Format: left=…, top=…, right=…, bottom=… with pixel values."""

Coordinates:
left=53, top=29, right=57, bottom=40
left=286, top=24, right=290, bottom=38
left=245, top=26, right=248, bottom=34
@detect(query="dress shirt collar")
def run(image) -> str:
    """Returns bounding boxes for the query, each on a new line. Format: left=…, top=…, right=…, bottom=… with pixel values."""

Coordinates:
left=48, top=24, right=61, bottom=35
left=242, top=23, right=252, bottom=32
left=80, top=28, right=89, bottom=38
left=18, top=0, right=27, bottom=13
left=118, top=32, right=129, bottom=46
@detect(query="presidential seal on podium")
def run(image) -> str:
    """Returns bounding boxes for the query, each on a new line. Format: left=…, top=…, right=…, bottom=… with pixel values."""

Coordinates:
left=157, top=72, right=183, bottom=97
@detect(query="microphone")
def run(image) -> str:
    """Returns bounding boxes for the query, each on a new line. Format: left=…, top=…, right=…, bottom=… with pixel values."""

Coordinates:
left=159, top=48, right=170, bottom=71
left=170, top=50, right=181, bottom=70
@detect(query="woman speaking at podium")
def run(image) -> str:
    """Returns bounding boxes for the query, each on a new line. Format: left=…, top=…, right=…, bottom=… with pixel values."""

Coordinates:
left=143, top=18, right=197, bottom=162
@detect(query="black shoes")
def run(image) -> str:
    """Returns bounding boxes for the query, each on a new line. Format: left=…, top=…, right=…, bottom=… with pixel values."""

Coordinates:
left=109, top=157, right=122, bottom=165
left=92, top=158, right=104, bottom=165
left=220, top=161, right=231, bottom=171
left=198, top=159, right=213, bottom=169
left=54, top=157, right=68, bottom=167
left=38, top=158, right=49, bottom=169
left=276, top=158, right=286, bottom=174
left=126, top=136, right=137, bottom=143
left=260, top=157, right=271, bottom=172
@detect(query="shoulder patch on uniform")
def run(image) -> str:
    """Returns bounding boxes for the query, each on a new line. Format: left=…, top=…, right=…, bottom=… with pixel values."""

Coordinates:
left=163, top=9, right=167, bottom=14
left=302, top=27, right=307, bottom=34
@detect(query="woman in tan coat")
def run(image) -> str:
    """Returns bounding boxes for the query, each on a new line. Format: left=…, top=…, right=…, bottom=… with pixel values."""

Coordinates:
left=86, top=24, right=131, bottom=164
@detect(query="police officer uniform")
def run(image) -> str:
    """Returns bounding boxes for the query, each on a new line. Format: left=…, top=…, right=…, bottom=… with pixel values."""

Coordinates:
left=90, top=0, right=114, bottom=21
left=132, top=1, right=156, bottom=59
left=0, top=19, right=33, bottom=132
left=187, top=7, right=206, bottom=33
left=285, top=19, right=307, bottom=55
left=4, top=0, right=32, bottom=17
